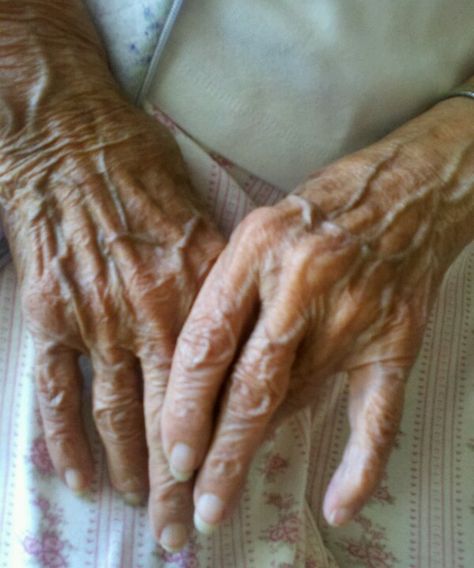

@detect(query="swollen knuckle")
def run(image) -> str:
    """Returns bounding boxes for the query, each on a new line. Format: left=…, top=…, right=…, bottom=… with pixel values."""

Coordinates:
left=206, top=452, right=244, bottom=481
left=93, top=399, right=144, bottom=444
left=230, top=373, right=284, bottom=419
left=37, top=377, right=73, bottom=416
left=151, top=473, right=191, bottom=514
left=177, top=315, right=235, bottom=370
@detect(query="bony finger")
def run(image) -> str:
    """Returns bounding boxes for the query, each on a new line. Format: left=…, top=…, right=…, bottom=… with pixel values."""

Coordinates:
left=141, top=349, right=194, bottom=551
left=192, top=309, right=301, bottom=534
left=148, top=453, right=194, bottom=552
left=35, top=345, right=94, bottom=493
left=92, top=350, right=148, bottom=499
left=323, top=362, right=407, bottom=526
left=161, top=250, right=259, bottom=482
left=192, top=388, right=283, bottom=535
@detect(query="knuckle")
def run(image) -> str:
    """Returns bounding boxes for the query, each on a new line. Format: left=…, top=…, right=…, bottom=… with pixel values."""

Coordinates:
left=36, top=374, right=75, bottom=417
left=229, top=370, right=286, bottom=420
left=205, top=450, right=245, bottom=481
left=234, top=206, right=281, bottom=243
left=151, top=470, right=192, bottom=515
left=93, top=397, right=144, bottom=444
left=176, top=314, right=236, bottom=371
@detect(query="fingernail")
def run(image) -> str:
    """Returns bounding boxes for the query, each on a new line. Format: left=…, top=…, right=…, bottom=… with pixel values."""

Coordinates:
left=194, top=493, right=225, bottom=535
left=65, top=469, right=85, bottom=492
left=328, top=507, right=353, bottom=526
left=123, top=492, right=146, bottom=507
left=169, top=443, right=195, bottom=482
left=160, top=523, right=188, bottom=553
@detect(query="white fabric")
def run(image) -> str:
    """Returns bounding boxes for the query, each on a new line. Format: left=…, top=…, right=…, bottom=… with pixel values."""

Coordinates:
left=149, top=0, right=474, bottom=190
left=83, top=0, right=180, bottom=100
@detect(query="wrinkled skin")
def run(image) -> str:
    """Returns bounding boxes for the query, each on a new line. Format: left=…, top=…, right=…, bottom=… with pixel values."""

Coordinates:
left=161, top=97, right=474, bottom=539
left=0, top=0, right=224, bottom=547
left=2, top=0, right=474, bottom=554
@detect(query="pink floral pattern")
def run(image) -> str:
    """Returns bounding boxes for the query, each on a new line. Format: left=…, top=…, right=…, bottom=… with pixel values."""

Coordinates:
left=29, top=436, right=55, bottom=477
left=23, top=493, right=73, bottom=567
left=261, top=493, right=301, bottom=547
left=338, top=515, right=398, bottom=568
left=258, top=452, right=289, bottom=482
left=370, top=472, right=395, bottom=506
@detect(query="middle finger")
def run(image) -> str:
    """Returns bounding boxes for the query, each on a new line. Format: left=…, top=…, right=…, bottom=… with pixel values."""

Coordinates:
left=91, top=347, right=148, bottom=502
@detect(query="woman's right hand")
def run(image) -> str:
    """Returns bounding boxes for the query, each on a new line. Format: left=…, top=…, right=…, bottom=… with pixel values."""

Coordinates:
left=0, top=0, right=224, bottom=551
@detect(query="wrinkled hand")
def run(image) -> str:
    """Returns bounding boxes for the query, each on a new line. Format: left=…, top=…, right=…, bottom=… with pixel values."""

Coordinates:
left=161, top=98, right=474, bottom=536
left=0, top=5, right=223, bottom=549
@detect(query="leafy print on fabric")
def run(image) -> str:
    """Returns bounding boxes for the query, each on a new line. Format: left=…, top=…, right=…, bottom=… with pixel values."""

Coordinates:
left=338, top=515, right=398, bottom=568
left=23, top=493, right=73, bottom=568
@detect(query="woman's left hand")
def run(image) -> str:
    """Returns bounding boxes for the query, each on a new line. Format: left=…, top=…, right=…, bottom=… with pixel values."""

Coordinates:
left=160, top=97, right=474, bottom=534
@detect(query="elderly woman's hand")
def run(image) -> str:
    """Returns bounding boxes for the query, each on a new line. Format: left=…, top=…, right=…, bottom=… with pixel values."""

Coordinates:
left=161, top=97, right=474, bottom=535
left=0, top=0, right=223, bottom=550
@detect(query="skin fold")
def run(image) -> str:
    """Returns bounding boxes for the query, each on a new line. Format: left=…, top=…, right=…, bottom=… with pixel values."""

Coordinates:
left=0, top=0, right=224, bottom=550
left=1, top=0, right=474, bottom=555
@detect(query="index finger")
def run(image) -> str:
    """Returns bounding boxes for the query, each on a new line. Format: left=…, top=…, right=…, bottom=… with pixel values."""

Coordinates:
left=161, top=246, right=258, bottom=482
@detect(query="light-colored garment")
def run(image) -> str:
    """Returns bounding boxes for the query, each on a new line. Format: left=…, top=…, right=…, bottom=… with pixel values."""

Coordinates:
left=151, top=0, right=474, bottom=189
left=84, top=0, right=181, bottom=101
left=0, top=106, right=473, bottom=567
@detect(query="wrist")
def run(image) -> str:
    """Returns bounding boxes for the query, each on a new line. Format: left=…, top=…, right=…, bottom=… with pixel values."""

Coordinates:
left=0, top=0, right=114, bottom=141
left=297, top=100, right=474, bottom=274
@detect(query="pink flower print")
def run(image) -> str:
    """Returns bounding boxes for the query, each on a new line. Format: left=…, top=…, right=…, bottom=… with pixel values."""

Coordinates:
left=35, top=495, right=51, bottom=514
left=23, top=492, right=72, bottom=567
left=30, top=436, right=54, bottom=476
left=371, top=476, right=395, bottom=505
left=259, top=452, right=289, bottom=482
left=261, top=512, right=300, bottom=545
left=372, top=484, right=395, bottom=505
left=304, top=559, right=318, bottom=568
left=345, top=542, right=395, bottom=568
left=23, top=535, right=42, bottom=555
left=42, top=531, right=63, bottom=553
left=340, top=515, right=397, bottom=568
left=264, top=492, right=295, bottom=511
left=23, top=531, right=68, bottom=568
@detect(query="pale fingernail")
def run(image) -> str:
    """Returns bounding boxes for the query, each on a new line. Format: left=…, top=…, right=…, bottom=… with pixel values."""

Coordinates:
left=160, top=523, right=188, bottom=552
left=194, top=493, right=225, bottom=535
left=169, top=443, right=195, bottom=482
left=65, top=469, right=86, bottom=492
left=328, top=507, right=353, bottom=526
left=123, top=492, right=146, bottom=507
